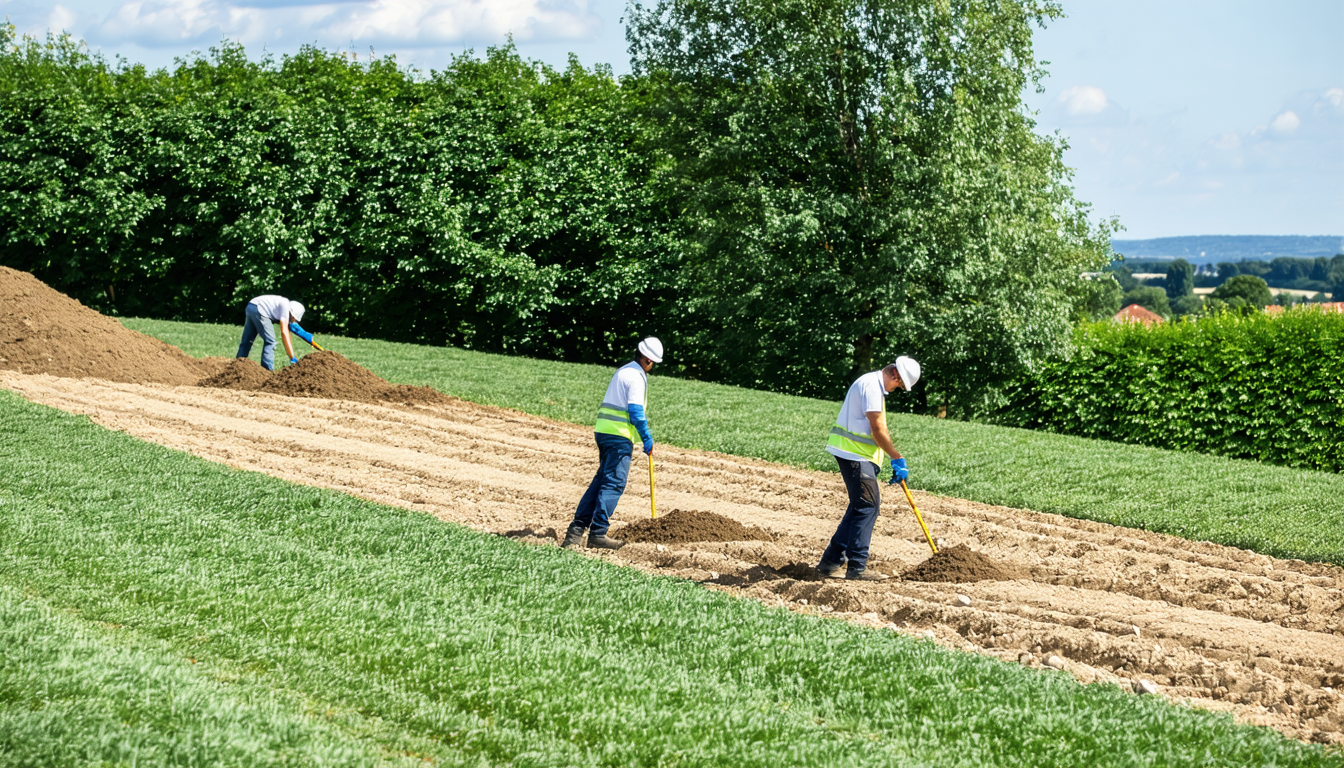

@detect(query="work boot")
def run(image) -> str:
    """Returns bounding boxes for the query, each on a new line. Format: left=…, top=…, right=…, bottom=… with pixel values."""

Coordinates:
left=561, top=525, right=586, bottom=549
left=845, top=569, right=890, bottom=582
left=587, top=532, right=625, bottom=550
left=816, top=559, right=846, bottom=578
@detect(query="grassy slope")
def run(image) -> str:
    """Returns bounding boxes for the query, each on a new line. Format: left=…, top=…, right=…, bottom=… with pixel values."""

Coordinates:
left=1, top=389, right=1337, bottom=767
left=127, top=318, right=1344, bottom=567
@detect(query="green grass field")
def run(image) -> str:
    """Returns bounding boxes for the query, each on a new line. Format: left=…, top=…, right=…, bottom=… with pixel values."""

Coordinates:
left=126, top=318, right=1344, bottom=568
left=2, top=389, right=1338, bottom=767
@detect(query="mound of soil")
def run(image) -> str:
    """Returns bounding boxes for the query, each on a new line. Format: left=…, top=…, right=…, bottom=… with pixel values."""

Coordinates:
left=256, top=351, right=454, bottom=407
left=901, top=544, right=1025, bottom=583
left=620, top=509, right=773, bottom=544
left=198, top=357, right=272, bottom=389
left=0, top=266, right=205, bottom=385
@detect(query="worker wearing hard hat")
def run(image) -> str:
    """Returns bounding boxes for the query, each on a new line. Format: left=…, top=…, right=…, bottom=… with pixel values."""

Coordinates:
left=236, top=295, right=306, bottom=371
left=817, top=355, right=921, bottom=581
left=563, top=337, right=664, bottom=551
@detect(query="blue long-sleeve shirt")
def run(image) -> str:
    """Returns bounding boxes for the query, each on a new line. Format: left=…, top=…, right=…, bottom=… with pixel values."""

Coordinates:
left=628, top=403, right=653, bottom=447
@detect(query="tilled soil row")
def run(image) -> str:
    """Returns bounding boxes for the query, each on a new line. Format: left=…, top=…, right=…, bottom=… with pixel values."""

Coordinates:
left=4, top=370, right=1343, bottom=744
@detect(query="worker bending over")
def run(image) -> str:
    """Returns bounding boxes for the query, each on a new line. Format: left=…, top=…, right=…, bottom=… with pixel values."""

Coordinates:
left=236, top=295, right=307, bottom=371
left=818, top=356, right=921, bottom=580
left=563, top=337, right=664, bottom=550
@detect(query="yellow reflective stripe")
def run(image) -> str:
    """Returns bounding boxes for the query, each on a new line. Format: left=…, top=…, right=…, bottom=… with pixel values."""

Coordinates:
left=595, top=405, right=635, bottom=441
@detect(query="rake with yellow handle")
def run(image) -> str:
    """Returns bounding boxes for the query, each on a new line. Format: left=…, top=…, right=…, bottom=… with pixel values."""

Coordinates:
left=898, top=480, right=938, bottom=554
left=647, top=454, right=658, bottom=519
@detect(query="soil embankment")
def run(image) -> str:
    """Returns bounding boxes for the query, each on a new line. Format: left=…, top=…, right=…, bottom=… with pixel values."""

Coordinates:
left=3, top=266, right=1343, bottom=744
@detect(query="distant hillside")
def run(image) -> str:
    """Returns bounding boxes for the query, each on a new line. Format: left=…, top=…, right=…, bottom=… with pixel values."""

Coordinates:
left=1112, top=235, right=1344, bottom=265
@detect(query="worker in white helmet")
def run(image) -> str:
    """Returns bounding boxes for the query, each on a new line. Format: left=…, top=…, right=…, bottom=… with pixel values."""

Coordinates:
left=236, top=295, right=306, bottom=371
left=563, top=337, right=664, bottom=550
left=817, top=355, right=921, bottom=580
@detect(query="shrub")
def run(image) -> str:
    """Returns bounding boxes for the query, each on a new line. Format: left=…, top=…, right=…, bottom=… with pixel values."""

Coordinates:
left=997, top=308, right=1344, bottom=471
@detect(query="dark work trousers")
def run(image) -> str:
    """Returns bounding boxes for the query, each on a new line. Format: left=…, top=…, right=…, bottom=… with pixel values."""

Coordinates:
left=820, top=457, right=881, bottom=574
left=570, top=432, right=634, bottom=536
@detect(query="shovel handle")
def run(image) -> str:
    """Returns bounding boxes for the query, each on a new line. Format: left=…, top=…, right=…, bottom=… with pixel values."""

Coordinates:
left=900, top=480, right=938, bottom=555
left=648, top=454, right=657, bottom=519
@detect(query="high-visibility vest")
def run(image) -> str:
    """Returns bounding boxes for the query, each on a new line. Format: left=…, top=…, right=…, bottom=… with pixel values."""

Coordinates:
left=826, top=395, right=886, bottom=465
left=594, top=401, right=636, bottom=443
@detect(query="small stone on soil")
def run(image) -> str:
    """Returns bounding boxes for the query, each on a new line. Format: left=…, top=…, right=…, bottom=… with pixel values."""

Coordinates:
left=1045, top=655, right=1066, bottom=670
left=955, top=594, right=972, bottom=607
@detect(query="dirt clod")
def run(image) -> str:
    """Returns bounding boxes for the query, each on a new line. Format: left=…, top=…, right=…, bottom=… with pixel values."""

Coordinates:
left=620, top=509, right=773, bottom=544
left=902, top=544, right=1024, bottom=583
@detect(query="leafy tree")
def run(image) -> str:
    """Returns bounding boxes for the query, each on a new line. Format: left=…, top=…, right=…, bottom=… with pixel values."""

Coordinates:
left=1073, top=273, right=1122, bottom=321
left=1122, top=286, right=1170, bottom=318
left=627, top=0, right=1114, bottom=412
left=1111, top=267, right=1140, bottom=292
left=1212, top=275, right=1273, bottom=309
left=1328, top=254, right=1344, bottom=301
left=1164, top=258, right=1193, bottom=299
left=1171, top=294, right=1203, bottom=316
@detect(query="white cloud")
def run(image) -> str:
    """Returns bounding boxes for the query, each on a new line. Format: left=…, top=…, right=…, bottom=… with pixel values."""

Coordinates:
left=95, top=0, right=600, bottom=48
left=1156, top=171, right=1180, bottom=186
left=47, top=5, right=78, bottom=33
left=1059, top=85, right=1108, bottom=115
left=1270, top=110, right=1300, bottom=134
left=1210, top=132, right=1240, bottom=150
left=1325, top=88, right=1343, bottom=107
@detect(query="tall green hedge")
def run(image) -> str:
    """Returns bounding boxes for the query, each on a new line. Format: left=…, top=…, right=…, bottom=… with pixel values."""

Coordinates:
left=996, top=309, right=1344, bottom=471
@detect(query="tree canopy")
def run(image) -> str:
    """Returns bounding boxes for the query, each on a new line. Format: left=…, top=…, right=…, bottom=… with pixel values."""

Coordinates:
left=627, top=0, right=1114, bottom=411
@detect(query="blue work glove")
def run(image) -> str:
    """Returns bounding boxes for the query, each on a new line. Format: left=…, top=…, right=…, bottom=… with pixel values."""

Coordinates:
left=643, top=438, right=654, bottom=454
left=289, top=322, right=314, bottom=345
left=889, top=457, right=909, bottom=485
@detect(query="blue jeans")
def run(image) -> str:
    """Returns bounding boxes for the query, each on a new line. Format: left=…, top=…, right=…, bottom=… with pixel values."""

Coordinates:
left=236, top=303, right=277, bottom=370
left=821, top=457, right=881, bottom=573
left=571, top=433, right=633, bottom=536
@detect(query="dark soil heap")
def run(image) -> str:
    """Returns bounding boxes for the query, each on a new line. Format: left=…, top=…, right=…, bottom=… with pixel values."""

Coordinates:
left=0, top=266, right=205, bottom=385
left=197, top=357, right=272, bottom=389
left=255, top=351, right=454, bottom=407
left=901, top=544, right=1025, bottom=583
left=620, top=509, right=774, bottom=544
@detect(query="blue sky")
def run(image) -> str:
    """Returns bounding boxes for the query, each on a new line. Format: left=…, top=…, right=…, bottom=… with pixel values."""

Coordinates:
left=4, top=0, right=1340, bottom=239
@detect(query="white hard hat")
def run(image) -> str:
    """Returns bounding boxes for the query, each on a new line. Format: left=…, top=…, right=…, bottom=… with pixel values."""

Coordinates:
left=638, top=337, right=664, bottom=364
left=894, top=355, right=920, bottom=390
left=289, top=301, right=305, bottom=323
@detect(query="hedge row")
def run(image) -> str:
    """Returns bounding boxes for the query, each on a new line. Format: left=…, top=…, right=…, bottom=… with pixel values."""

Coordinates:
left=996, top=309, right=1344, bottom=472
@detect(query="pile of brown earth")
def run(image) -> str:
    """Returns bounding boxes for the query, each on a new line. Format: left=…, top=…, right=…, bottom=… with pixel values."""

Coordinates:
left=1, top=266, right=453, bottom=408
left=0, top=266, right=205, bottom=385
left=901, top=544, right=1025, bottom=583
left=620, top=509, right=774, bottom=544
left=254, top=351, right=454, bottom=407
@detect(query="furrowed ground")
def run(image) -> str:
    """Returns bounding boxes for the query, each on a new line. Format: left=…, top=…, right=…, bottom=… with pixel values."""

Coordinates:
left=1, top=389, right=1338, bottom=767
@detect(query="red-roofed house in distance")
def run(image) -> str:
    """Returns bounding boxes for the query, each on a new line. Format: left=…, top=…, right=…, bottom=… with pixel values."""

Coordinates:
left=1113, top=304, right=1164, bottom=325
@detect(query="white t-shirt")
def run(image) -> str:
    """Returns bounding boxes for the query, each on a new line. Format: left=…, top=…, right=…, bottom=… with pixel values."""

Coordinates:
left=825, top=370, right=888, bottom=463
left=600, top=361, right=648, bottom=411
left=249, top=295, right=293, bottom=324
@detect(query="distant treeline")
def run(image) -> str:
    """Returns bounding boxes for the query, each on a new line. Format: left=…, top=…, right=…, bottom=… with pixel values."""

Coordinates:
left=0, top=4, right=1112, bottom=413
left=1115, top=255, right=1344, bottom=294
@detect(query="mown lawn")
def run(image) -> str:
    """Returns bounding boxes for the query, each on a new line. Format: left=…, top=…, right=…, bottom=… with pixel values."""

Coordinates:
left=127, top=318, right=1344, bottom=568
left=1, top=389, right=1337, bottom=767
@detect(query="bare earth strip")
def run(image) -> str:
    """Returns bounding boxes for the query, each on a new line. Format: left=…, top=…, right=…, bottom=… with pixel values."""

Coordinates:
left=5, top=371, right=1343, bottom=745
